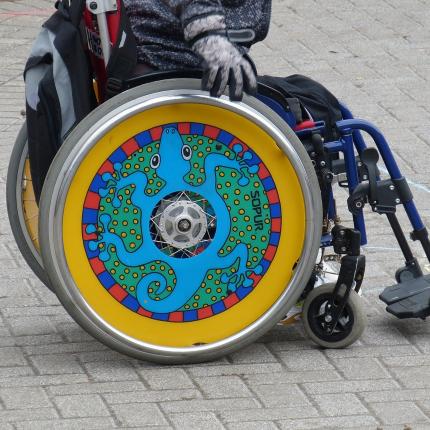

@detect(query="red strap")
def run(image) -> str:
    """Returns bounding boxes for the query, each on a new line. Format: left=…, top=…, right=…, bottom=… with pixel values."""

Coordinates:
left=294, top=120, right=316, bottom=131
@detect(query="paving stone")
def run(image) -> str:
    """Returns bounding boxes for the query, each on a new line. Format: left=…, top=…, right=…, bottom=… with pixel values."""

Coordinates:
left=169, top=412, right=224, bottom=430
left=226, top=422, right=278, bottom=430
left=14, top=417, right=116, bottom=430
left=277, top=349, right=334, bottom=372
left=0, top=408, right=58, bottom=424
left=83, top=360, right=140, bottom=382
left=29, top=354, right=85, bottom=375
left=0, top=366, right=34, bottom=379
left=47, top=380, right=146, bottom=396
left=278, top=415, right=378, bottom=429
left=252, top=383, right=310, bottom=408
left=361, top=388, right=430, bottom=403
left=228, top=343, right=278, bottom=364
left=302, top=379, right=399, bottom=395
left=390, top=366, right=430, bottom=389
left=244, top=369, right=343, bottom=385
left=370, top=401, right=429, bottom=425
left=331, top=357, right=391, bottom=380
left=0, top=386, right=52, bottom=410
left=0, top=346, right=28, bottom=366
left=311, top=393, right=369, bottom=417
left=161, top=398, right=260, bottom=414
left=103, top=388, right=202, bottom=405
left=54, top=394, right=110, bottom=418
left=110, top=402, right=168, bottom=427
left=0, top=374, right=89, bottom=388
left=140, top=368, right=195, bottom=390
left=7, top=316, right=55, bottom=336
left=188, top=363, right=284, bottom=377
left=219, top=405, right=319, bottom=422
left=194, top=375, right=253, bottom=399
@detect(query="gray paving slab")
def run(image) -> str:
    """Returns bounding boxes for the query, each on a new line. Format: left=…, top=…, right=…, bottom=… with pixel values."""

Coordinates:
left=1, top=0, right=430, bottom=428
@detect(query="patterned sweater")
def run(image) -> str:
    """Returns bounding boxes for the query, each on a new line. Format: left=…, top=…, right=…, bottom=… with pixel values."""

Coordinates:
left=123, top=0, right=272, bottom=70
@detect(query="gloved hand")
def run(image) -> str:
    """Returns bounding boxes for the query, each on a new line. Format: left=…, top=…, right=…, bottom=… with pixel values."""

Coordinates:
left=192, top=34, right=258, bottom=101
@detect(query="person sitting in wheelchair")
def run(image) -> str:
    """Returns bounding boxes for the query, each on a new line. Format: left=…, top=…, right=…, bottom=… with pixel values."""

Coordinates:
left=125, top=0, right=264, bottom=101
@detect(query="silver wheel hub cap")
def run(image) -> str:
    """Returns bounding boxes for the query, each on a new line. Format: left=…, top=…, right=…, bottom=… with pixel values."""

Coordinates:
left=158, top=199, right=208, bottom=249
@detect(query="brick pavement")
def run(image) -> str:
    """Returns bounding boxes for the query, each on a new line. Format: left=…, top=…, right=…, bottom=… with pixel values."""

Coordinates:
left=0, top=0, right=430, bottom=428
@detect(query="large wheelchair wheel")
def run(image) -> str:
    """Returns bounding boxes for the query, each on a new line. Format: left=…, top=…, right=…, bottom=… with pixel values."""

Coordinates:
left=6, top=124, right=51, bottom=289
left=39, top=78, right=322, bottom=363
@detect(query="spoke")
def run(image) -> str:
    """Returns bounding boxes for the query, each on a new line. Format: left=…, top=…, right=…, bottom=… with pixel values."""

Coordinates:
left=169, top=247, right=185, bottom=257
left=182, top=248, right=194, bottom=258
left=150, top=212, right=162, bottom=222
left=316, top=313, right=328, bottom=324
left=176, top=191, right=186, bottom=202
left=201, top=208, right=216, bottom=221
left=24, top=214, right=39, bottom=221
left=153, top=239, right=170, bottom=246
left=150, top=218, right=162, bottom=229
left=335, top=318, right=348, bottom=331
left=183, top=191, right=193, bottom=202
left=191, top=198, right=208, bottom=204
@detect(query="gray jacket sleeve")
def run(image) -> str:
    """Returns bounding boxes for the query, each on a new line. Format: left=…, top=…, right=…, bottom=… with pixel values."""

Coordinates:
left=162, top=0, right=227, bottom=41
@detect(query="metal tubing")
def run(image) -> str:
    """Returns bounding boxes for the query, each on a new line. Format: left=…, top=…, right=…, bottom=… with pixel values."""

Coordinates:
left=342, top=132, right=367, bottom=245
left=339, top=103, right=367, bottom=154
left=337, top=119, right=402, bottom=178
left=404, top=201, right=426, bottom=231
left=96, top=12, right=111, bottom=66
left=386, top=213, right=415, bottom=263
left=336, top=118, right=426, bottom=233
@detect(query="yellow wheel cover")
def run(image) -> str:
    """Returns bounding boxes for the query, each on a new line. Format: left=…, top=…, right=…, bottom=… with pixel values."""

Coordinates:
left=63, top=103, right=306, bottom=347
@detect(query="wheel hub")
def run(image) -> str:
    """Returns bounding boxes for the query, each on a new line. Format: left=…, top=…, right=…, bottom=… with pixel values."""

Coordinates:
left=177, top=218, right=192, bottom=233
left=151, top=191, right=216, bottom=257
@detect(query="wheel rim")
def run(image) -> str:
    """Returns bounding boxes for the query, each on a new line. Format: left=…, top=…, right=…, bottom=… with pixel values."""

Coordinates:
left=307, top=292, right=355, bottom=343
left=43, top=84, right=322, bottom=359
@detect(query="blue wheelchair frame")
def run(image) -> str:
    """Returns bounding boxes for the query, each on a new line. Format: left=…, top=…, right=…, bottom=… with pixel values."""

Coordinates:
left=259, top=92, right=430, bottom=321
left=259, top=94, right=428, bottom=250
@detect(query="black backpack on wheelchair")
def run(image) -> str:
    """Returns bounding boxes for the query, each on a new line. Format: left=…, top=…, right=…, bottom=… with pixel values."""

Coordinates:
left=24, top=0, right=136, bottom=201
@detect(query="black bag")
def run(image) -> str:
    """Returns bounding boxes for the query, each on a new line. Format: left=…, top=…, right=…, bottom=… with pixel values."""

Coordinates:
left=24, top=0, right=136, bottom=202
left=25, top=0, right=95, bottom=201
left=258, top=74, right=343, bottom=141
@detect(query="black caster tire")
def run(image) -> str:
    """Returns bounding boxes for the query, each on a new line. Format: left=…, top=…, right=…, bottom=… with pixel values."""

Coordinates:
left=303, top=283, right=367, bottom=349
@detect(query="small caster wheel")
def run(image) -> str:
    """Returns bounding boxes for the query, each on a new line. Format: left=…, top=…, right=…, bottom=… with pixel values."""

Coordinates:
left=303, top=283, right=367, bottom=349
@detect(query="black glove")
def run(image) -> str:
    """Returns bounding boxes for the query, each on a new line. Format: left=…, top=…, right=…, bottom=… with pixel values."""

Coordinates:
left=192, top=33, right=258, bottom=101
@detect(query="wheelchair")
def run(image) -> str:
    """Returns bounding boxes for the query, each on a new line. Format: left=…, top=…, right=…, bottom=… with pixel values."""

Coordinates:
left=7, top=1, right=430, bottom=364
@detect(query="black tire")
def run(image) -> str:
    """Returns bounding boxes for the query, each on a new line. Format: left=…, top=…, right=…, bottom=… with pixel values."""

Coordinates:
left=6, top=124, right=52, bottom=290
left=303, top=283, right=367, bottom=349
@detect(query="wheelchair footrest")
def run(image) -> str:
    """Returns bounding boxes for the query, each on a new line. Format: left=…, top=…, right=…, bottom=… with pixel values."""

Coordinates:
left=380, top=274, right=430, bottom=319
